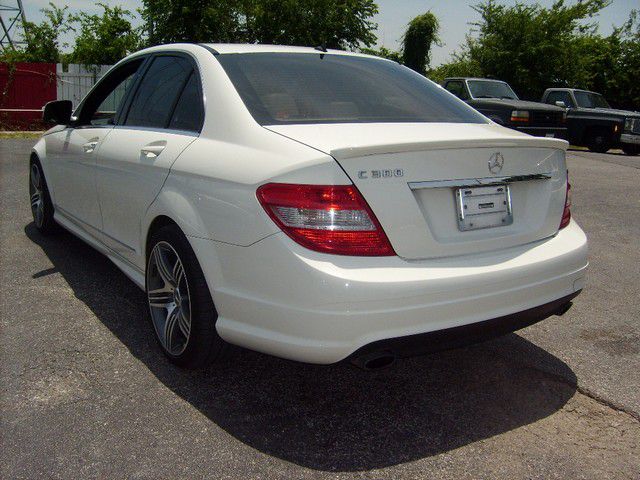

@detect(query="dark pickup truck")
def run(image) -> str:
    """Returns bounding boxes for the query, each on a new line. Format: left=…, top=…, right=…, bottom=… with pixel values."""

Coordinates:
left=443, top=77, right=567, bottom=139
left=541, top=88, right=640, bottom=155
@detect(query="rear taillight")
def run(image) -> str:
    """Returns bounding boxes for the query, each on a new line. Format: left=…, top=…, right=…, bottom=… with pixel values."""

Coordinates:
left=560, top=177, right=571, bottom=229
left=510, top=110, right=530, bottom=123
left=257, top=183, right=395, bottom=256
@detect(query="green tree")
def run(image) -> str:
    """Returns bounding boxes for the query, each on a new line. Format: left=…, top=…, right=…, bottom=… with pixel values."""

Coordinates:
left=141, top=0, right=241, bottom=45
left=594, top=10, right=640, bottom=109
left=463, top=0, right=611, bottom=99
left=428, top=49, right=482, bottom=84
left=69, top=4, right=142, bottom=65
left=141, top=0, right=379, bottom=49
left=246, top=0, right=378, bottom=49
left=402, top=11, right=440, bottom=75
left=13, top=3, right=69, bottom=62
left=360, top=46, right=402, bottom=63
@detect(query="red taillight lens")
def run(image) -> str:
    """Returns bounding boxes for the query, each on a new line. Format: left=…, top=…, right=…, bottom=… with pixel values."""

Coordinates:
left=257, top=183, right=395, bottom=256
left=560, top=179, right=571, bottom=229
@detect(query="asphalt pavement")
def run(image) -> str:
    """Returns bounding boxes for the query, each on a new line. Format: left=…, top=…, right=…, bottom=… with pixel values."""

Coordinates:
left=1, top=138, right=638, bottom=479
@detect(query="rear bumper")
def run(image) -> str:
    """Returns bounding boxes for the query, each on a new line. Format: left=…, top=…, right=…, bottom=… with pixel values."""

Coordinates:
left=189, top=220, right=588, bottom=364
left=515, top=126, right=568, bottom=139
left=349, top=291, right=580, bottom=362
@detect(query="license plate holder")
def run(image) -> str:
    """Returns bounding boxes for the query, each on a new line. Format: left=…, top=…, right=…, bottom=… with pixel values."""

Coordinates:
left=455, top=184, right=513, bottom=231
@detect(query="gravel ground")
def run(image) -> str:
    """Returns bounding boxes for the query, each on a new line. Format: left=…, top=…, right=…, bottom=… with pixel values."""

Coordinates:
left=1, top=139, right=638, bottom=479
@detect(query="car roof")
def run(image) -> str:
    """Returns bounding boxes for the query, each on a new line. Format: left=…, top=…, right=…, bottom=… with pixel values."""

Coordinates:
left=203, top=43, right=370, bottom=56
left=546, top=87, right=601, bottom=95
left=126, top=43, right=393, bottom=65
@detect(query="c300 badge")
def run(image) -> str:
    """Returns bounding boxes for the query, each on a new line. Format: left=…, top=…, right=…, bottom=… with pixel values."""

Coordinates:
left=357, top=169, right=404, bottom=179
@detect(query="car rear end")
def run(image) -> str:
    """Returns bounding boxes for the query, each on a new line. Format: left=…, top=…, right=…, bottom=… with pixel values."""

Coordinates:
left=205, top=49, right=588, bottom=364
left=513, top=108, right=568, bottom=139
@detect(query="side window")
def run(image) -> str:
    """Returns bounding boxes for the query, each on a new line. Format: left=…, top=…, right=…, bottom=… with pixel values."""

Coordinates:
left=77, top=59, right=144, bottom=126
left=546, top=91, right=574, bottom=108
left=125, top=56, right=193, bottom=128
left=168, top=72, right=204, bottom=132
left=445, top=81, right=468, bottom=100
left=91, top=72, right=137, bottom=126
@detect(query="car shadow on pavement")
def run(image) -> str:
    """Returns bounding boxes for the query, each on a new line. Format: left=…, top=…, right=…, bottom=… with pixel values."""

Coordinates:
left=26, top=223, right=579, bottom=472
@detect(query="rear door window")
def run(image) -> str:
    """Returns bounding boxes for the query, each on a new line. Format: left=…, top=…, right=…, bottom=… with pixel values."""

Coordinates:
left=125, top=56, right=193, bottom=128
left=168, top=72, right=204, bottom=133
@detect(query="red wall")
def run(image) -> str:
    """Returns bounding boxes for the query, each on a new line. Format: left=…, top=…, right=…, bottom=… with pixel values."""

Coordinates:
left=0, top=62, right=56, bottom=130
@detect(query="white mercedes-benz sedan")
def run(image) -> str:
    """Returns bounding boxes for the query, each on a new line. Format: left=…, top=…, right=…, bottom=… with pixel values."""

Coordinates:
left=31, top=44, right=587, bottom=369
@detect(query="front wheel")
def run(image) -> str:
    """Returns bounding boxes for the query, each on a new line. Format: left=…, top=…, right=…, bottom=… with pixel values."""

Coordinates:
left=29, top=158, right=58, bottom=234
left=586, top=129, right=612, bottom=153
left=622, top=144, right=639, bottom=156
left=146, top=225, right=224, bottom=368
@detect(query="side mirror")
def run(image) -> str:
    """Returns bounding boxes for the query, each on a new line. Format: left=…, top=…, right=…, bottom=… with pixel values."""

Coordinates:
left=555, top=101, right=567, bottom=108
left=43, top=100, right=73, bottom=125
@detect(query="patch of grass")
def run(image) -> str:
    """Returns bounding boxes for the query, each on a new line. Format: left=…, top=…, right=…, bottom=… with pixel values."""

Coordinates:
left=0, top=131, right=43, bottom=139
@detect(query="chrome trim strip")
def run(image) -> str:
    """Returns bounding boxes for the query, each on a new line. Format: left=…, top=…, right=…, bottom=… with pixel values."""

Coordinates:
left=112, top=125, right=199, bottom=137
left=408, top=173, right=552, bottom=190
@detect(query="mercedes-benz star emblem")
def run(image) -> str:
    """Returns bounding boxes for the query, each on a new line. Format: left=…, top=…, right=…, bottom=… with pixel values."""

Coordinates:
left=488, top=152, right=505, bottom=174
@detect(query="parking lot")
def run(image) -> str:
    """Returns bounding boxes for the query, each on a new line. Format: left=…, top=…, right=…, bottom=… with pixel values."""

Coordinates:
left=1, top=138, right=638, bottom=479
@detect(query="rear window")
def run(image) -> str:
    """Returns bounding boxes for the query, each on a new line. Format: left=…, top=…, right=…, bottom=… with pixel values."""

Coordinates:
left=216, top=53, right=487, bottom=125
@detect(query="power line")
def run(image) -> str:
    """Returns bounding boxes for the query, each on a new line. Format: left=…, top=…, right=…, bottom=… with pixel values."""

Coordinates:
left=0, top=0, right=27, bottom=50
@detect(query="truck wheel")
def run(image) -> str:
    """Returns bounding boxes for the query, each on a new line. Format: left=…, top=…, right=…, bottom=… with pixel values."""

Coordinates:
left=586, top=128, right=612, bottom=153
left=622, top=145, right=639, bottom=156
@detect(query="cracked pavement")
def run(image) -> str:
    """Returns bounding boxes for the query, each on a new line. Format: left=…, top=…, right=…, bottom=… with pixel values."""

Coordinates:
left=1, top=139, right=639, bottom=479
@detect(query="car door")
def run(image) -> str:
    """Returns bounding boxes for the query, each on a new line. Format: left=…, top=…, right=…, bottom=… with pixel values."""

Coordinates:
left=95, top=53, right=204, bottom=267
left=46, top=58, right=145, bottom=233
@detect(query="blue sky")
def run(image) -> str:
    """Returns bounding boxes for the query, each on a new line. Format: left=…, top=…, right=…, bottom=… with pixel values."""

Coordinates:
left=18, top=0, right=640, bottom=65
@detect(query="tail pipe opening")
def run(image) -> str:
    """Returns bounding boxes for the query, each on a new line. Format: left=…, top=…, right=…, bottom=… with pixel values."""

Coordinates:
left=351, top=351, right=397, bottom=371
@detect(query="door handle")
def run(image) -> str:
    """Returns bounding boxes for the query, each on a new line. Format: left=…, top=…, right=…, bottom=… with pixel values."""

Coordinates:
left=82, top=140, right=99, bottom=154
left=141, top=142, right=167, bottom=158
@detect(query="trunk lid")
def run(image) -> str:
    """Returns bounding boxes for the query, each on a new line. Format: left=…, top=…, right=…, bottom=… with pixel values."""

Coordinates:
left=266, top=123, right=568, bottom=259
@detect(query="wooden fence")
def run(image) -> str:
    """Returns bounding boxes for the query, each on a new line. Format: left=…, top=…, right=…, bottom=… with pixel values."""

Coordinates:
left=0, top=62, right=111, bottom=130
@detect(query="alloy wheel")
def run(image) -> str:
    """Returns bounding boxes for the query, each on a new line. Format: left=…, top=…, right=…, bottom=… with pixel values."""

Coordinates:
left=29, top=163, right=44, bottom=227
left=147, top=241, right=192, bottom=356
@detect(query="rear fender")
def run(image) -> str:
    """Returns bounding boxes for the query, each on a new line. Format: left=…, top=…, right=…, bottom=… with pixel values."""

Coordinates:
left=141, top=157, right=352, bottom=267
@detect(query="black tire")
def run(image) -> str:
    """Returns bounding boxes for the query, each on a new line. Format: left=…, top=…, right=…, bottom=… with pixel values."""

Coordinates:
left=586, top=129, right=612, bottom=153
left=29, top=157, right=59, bottom=234
left=146, top=224, right=224, bottom=368
left=622, top=144, right=640, bottom=156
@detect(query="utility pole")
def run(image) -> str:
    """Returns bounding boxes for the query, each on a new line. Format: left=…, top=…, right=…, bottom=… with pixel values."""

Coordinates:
left=0, top=0, right=27, bottom=51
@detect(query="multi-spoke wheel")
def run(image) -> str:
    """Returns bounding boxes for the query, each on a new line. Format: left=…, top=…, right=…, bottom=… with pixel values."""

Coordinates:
left=29, top=158, right=58, bottom=234
left=147, top=242, right=192, bottom=356
left=146, top=225, right=224, bottom=368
